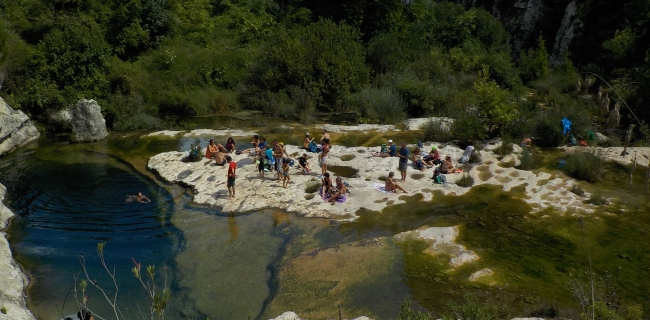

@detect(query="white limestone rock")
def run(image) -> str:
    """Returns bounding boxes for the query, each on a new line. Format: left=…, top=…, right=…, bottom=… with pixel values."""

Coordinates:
left=0, top=97, right=40, bottom=156
left=70, top=99, right=108, bottom=142
left=0, top=183, right=36, bottom=320
left=403, top=117, right=455, bottom=132
left=394, top=226, right=479, bottom=267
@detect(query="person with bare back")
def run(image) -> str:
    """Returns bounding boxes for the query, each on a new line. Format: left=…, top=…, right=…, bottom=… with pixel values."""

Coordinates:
left=385, top=171, right=407, bottom=194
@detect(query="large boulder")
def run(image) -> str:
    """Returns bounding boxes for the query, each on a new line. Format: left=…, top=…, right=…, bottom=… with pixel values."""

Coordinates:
left=70, top=99, right=108, bottom=142
left=0, top=97, right=40, bottom=156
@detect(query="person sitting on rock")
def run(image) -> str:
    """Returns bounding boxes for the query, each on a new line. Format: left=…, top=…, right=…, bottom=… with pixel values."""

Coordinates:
left=372, top=140, right=396, bottom=157
left=424, top=146, right=441, bottom=166
left=321, top=172, right=333, bottom=199
left=440, top=156, right=459, bottom=174
left=303, top=133, right=314, bottom=150
left=225, top=137, right=236, bottom=153
left=205, top=139, right=226, bottom=165
left=326, top=177, right=347, bottom=203
left=297, top=153, right=310, bottom=173
left=521, top=136, right=533, bottom=148
left=385, top=171, right=407, bottom=194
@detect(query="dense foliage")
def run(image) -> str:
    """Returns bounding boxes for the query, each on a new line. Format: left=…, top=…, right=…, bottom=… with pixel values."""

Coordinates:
left=0, top=0, right=648, bottom=143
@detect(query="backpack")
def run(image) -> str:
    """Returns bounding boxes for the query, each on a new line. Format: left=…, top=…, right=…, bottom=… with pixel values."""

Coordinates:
left=309, top=142, right=318, bottom=153
left=433, top=171, right=447, bottom=184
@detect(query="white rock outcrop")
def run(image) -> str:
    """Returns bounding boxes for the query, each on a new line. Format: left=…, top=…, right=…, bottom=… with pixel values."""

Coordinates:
left=70, top=99, right=108, bottom=142
left=404, top=117, right=455, bottom=132
left=0, top=97, right=39, bottom=156
left=395, top=226, right=479, bottom=267
left=269, top=312, right=371, bottom=320
left=0, top=183, right=36, bottom=320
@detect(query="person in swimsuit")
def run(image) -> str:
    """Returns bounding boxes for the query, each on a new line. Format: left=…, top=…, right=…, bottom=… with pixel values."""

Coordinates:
left=320, top=142, right=330, bottom=175
left=440, top=156, right=458, bottom=174
left=321, top=172, right=333, bottom=198
left=257, top=150, right=265, bottom=179
left=385, top=171, right=407, bottom=194
left=320, top=129, right=330, bottom=145
left=326, top=177, right=347, bottom=203
left=126, top=192, right=151, bottom=203
left=273, top=140, right=284, bottom=179
left=282, top=158, right=291, bottom=188
left=372, top=140, right=396, bottom=157
left=225, top=137, right=236, bottom=153
left=303, top=133, right=314, bottom=150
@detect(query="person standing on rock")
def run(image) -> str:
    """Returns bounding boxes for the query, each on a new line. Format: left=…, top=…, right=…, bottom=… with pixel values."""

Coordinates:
left=226, top=156, right=236, bottom=199
left=320, top=141, right=330, bottom=176
left=273, top=140, right=284, bottom=180
left=282, top=158, right=291, bottom=188
left=320, top=129, right=330, bottom=145
left=398, top=142, right=409, bottom=182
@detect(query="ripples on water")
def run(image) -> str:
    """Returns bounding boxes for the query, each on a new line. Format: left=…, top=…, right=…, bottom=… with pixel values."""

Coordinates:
left=0, top=142, right=178, bottom=319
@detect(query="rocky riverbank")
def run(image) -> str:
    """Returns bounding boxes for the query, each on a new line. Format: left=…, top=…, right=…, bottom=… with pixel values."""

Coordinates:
left=0, top=183, right=35, bottom=320
left=148, top=139, right=596, bottom=221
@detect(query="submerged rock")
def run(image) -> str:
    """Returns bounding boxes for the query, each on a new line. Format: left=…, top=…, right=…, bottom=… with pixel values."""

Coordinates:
left=70, top=99, right=108, bottom=142
left=394, top=226, right=479, bottom=267
left=0, top=183, right=36, bottom=320
left=0, top=97, right=40, bottom=156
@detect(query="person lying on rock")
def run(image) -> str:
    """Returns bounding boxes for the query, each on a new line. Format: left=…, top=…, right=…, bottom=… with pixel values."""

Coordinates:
left=385, top=171, right=407, bottom=194
left=372, top=140, right=396, bottom=157
left=326, top=177, right=347, bottom=203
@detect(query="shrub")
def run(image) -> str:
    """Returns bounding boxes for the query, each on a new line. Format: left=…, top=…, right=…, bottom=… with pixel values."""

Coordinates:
left=563, top=150, right=605, bottom=183
left=422, top=119, right=452, bottom=142
left=346, top=86, right=406, bottom=123
left=585, top=193, right=609, bottom=205
left=494, top=138, right=514, bottom=157
left=450, top=110, right=488, bottom=141
left=441, top=294, right=509, bottom=320
left=570, top=185, right=585, bottom=196
left=532, top=113, right=565, bottom=148
left=456, top=173, right=474, bottom=187
left=339, top=133, right=362, bottom=147
left=468, top=150, right=482, bottom=164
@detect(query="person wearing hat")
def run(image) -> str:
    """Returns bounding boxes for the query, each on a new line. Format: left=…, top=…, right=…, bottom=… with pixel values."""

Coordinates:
left=303, top=132, right=314, bottom=150
left=372, top=140, right=397, bottom=157
left=424, top=145, right=442, bottom=166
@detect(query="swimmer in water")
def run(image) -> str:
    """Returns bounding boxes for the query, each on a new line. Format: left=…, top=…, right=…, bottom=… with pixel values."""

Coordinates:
left=126, top=192, right=151, bottom=203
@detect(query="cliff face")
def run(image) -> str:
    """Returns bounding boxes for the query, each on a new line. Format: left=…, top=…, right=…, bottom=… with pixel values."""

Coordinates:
left=453, top=0, right=577, bottom=64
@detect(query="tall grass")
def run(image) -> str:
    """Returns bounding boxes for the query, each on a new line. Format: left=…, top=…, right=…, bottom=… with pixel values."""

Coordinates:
left=422, top=119, right=451, bottom=142
left=346, top=86, right=406, bottom=123
left=563, top=150, right=605, bottom=183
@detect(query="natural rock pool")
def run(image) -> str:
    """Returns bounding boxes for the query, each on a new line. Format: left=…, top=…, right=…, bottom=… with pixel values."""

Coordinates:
left=2, top=131, right=650, bottom=319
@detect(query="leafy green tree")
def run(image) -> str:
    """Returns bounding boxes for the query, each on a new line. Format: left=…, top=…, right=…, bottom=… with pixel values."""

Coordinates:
left=245, top=19, right=369, bottom=112
left=519, top=34, right=549, bottom=83
left=474, top=67, right=515, bottom=133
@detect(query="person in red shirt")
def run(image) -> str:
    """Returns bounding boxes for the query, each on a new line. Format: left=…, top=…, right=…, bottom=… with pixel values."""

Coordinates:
left=226, top=156, right=236, bottom=199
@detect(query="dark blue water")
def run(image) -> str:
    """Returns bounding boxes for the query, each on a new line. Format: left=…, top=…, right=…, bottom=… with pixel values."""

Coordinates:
left=0, top=142, right=179, bottom=319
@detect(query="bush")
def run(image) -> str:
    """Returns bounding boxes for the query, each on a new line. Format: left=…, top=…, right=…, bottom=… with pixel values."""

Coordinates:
left=422, top=119, right=452, bottom=142
left=564, top=150, right=605, bottom=183
left=494, top=138, right=514, bottom=157
left=532, top=113, right=565, bottom=148
left=346, top=86, right=406, bottom=123
left=456, top=173, right=475, bottom=187
left=450, top=110, right=488, bottom=141
left=585, top=193, right=609, bottom=205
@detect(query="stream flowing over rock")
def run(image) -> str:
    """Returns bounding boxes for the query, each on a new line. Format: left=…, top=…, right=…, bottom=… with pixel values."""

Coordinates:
left=0, top=97, right=40, bottom=157
left=70, top=99, right=109, bottom=142
left=0, top=183, right=36, bottom=320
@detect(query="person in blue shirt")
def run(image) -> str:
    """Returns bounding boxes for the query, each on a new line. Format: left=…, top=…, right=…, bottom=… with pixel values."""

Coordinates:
left=372, top=140, right=397, bottom=157
left=398, top=142, right=409, bottom=182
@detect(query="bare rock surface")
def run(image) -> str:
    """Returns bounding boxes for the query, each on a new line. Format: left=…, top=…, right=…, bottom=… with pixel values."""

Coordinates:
left=0, top=183, right=36, bottom=320
left=148, top=140, right=595, bottom=220
left=70, top=99, right=108, bottom=142
left=403, top=117, right=454, bottom=131
left=394, top=226, right=479, bottom=267
left=0, top=97, right=39, bottom=156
